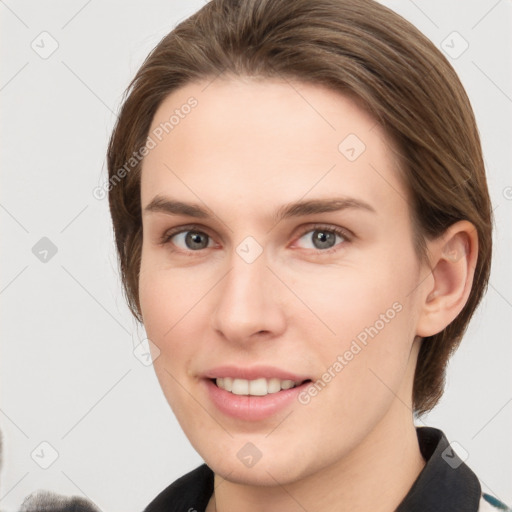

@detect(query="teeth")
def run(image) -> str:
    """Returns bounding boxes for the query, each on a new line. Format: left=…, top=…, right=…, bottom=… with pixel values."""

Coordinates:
left=215, top=377, right=302, bottom=396
left=280, top=379, right=295, bottom=390
left=267, top=378, right=281, bottom=394
left=223, top=377, right=233, bottom=392
left=249, top=378, right=267, bottom=396
left=231, top=378, right=249, bottom=395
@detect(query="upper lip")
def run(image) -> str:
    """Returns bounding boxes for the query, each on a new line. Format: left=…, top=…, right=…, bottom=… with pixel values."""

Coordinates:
left=202, top=365, right=311, bottom=382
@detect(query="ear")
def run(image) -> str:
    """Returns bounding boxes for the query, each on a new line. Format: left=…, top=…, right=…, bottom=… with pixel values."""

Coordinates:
left=416, top=220, right=479, bottom=338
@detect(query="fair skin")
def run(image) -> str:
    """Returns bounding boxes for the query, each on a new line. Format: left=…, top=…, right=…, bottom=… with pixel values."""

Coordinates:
left=139, top=77, right=477, bottom=512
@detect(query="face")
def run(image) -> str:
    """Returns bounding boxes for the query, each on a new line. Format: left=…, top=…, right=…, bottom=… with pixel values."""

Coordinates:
left=139, top=78, right=427, bottom=486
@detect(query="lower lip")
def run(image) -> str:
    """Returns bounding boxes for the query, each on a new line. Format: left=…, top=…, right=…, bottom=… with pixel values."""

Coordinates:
left=204, top=379, right=310, bottom=421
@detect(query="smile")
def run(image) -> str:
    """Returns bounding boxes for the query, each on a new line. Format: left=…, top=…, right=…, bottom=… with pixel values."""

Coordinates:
left=214, top=377, right=307, bottom=396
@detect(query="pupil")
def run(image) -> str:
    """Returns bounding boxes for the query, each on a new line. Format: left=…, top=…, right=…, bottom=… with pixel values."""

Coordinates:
left=186, top=231, right=208, bottom=249
left=313, top=230, right=335, bottom=249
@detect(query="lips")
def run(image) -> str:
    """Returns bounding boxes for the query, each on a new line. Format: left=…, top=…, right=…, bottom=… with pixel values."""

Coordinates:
left=202, top=365, right=312, bottom=420
left=203, top=365, right=310, bottom=382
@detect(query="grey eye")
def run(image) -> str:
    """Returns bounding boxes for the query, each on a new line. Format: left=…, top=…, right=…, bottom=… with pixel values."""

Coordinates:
left=296, top=229, right=345, bottom=250
left=311, top=230, right=337, bottom=249
left=172, top=231, right=211, bottom=250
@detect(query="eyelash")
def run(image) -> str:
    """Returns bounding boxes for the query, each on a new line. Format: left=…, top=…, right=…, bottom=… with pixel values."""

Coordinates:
left=159, top=223, right=352, bottom=254
left=293, top=224, right=351, bottom=253
left=159, top=224, right=212, bottom=247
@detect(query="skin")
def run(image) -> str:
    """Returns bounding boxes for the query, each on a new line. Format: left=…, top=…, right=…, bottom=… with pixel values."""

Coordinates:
left=138, top=77, right=477, bottom=512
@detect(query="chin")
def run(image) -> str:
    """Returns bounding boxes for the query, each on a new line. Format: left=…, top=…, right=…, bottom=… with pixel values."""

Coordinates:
left=198, top=437, right=325, bottom=488
left=210, top=457, right=307, bottom=487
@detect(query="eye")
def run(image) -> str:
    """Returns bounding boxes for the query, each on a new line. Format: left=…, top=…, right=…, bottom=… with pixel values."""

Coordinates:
left=164, top=229, right=214, bottom=251
left=295, top=226, right=348, bottom=251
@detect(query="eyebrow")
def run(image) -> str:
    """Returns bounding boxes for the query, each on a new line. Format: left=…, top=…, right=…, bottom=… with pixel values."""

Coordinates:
left=143, top=195, right=376, bottom=222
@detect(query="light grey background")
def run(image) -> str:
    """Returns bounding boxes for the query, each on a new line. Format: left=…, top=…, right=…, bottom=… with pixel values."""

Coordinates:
left=0, top=1, right=511, bottom=511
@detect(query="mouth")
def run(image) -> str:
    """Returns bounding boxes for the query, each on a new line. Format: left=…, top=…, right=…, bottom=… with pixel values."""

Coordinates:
left=212, top=377, right=311, bottom=396
left=202, top=366, right=313, bottom=420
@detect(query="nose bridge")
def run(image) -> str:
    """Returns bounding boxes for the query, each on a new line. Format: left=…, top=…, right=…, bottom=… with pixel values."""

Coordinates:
left=211, top=245, right=284, bottom=341
left=220, top=250, right=269, bottom=317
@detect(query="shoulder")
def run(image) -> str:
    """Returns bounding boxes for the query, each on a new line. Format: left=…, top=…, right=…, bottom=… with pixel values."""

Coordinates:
left=397, top=427, right=510, bottom=512
left=143, top=464, right=214, bottom=512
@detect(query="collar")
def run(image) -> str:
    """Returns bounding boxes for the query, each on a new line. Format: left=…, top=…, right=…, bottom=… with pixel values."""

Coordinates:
left=396, top=426, right=481, bottom=511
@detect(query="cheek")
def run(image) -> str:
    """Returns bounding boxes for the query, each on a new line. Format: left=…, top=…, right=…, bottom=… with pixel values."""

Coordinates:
left=287, top=243, right=420, bottom=402
left=139, top=268, right=173, bottom=342
left=138, top=262, right=206, bottom=397
left=139, top=250, right=212, bottom=339
left=138, top=263, right=209, bottom=413
left=286, top=250, right=418, bottom=347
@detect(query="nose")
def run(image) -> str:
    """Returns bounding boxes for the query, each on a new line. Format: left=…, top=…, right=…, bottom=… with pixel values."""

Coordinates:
left=210, top=250, right=287, bottom=345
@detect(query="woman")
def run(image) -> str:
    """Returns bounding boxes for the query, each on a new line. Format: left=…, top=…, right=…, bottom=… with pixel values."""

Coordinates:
left=105, top=0, right=509, bottom=510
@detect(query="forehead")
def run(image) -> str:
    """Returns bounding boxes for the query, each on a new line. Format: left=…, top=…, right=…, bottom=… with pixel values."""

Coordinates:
left=140, top=78, right=408, bottom=217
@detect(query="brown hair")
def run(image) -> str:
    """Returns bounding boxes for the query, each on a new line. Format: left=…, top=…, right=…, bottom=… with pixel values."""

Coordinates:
left=107, top=0, right=492, bottom=414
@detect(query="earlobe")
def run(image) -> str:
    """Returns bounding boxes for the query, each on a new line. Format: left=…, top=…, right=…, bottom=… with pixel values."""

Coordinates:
left=416, top=221, right=478, bottom=338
